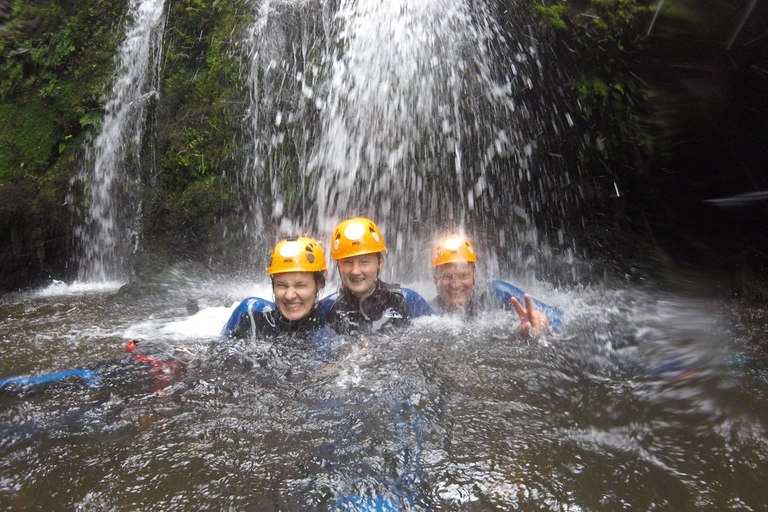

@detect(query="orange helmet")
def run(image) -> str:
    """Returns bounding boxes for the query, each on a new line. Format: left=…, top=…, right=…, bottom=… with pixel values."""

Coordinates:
left=268, top=236, right=327, bottom=275
left=331, top=217, right=386, bottom=260
left=431, top=236, right=477, bottom=267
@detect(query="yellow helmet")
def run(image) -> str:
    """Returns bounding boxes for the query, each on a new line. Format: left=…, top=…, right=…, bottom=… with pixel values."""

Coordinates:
left=431, top=236, right=477, bottom=267
left=331, top=217, right=386, bottom=260
left=268, top=236, right=327, bottom=275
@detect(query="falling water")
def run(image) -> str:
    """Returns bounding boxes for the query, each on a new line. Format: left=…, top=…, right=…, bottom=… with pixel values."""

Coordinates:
left=2, top=1, right=767, bottom=508
left=244, top=0, right=560, bottom=281
left=308, top=0, right=533, bottom=231
left=242, top=0, right=330, bottom=248
left=75, top=0, right=167, bottom=283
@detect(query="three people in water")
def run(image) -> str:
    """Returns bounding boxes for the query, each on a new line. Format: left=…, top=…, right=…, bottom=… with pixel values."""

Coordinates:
left=230, top=217, right=549, bottom=339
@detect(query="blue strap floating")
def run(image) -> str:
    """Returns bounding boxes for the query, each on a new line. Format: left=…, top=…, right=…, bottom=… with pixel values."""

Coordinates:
left=0, top=369, right=101, bottom=390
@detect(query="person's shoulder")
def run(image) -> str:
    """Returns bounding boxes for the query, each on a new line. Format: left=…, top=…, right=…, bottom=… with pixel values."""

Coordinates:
left=429, top=295, right=448, bottom=314
left=472, top=282, right=504, bottom=311
left=375, top=280, right=410, bottom=316
left=376, top=281, right=408, bottom=306
left=376, top=280, right=404, bottom=295
left=326, top=291, right=353, bottom=314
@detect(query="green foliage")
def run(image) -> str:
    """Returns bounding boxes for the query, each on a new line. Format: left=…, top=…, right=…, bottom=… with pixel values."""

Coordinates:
left=522, top=0, right=659, bottom=266
left=172, top=176, right=233, bottom=224
left=0, top=98, right=57, bottom=181
left=141, top=0, right=249, bottom=260
left=0, top=0, right=129, bottom=288
left=160, top=117, right=231, bottom=193
left=0, top=0, right=125, bottom=99
left=531, top=0, right=654, bottom=163
left=535, top=4, right=568, bottom=30
left=0, top=0, right=127, bottom=181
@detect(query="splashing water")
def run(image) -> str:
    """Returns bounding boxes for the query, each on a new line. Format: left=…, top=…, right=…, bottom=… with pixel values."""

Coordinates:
left=243, top=0, right=552, bottom=281
left=75, top=0, right=167, bottom=283
left=1, top=280, right=767, bottom=510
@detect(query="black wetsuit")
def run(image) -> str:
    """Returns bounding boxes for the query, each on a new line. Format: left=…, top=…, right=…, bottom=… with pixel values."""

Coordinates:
left=431, top=282, right=503, bottom=316
left=219, top=305, right=334, bottom=375
left=326, top=279, right=411, bottom=335
left=229, top=306, right=324, bottom=339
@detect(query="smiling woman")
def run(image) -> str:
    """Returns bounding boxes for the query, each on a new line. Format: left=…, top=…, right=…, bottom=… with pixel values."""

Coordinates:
left=227, top=236, right=328, bottom=339
left=325, top=217, right=411, bottom=335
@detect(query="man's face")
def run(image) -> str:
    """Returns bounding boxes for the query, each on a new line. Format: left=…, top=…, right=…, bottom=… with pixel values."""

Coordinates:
left=433, top=262, right=476, bottom=310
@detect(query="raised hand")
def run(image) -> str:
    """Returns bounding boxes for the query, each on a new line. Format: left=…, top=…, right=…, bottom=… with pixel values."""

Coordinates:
left=511, top=294, right=550, bottom=336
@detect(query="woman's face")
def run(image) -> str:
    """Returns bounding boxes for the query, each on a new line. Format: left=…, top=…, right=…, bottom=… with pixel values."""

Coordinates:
left=337, top=253, right=382, bottom=300
left=272, top=272, right=319, bottom=321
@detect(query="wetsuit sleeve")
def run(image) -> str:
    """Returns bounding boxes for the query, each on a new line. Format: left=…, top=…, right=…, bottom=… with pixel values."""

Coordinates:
left=325, top=299, right=352, bottom=335
left=229, top=313, right=254, bottom=339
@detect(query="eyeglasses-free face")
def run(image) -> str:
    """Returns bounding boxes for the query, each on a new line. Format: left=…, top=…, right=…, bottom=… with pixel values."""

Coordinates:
left=337, top=253, right=383, bottom=301
left=272, top=271, right=320, bottom=321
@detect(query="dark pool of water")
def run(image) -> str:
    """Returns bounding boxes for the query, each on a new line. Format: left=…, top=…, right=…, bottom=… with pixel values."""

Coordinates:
left=0, top=280, right=766, bottom=510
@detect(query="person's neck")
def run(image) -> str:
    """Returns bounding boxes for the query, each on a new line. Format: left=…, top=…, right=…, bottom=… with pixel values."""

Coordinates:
left=347, top=279, right=378, bottom=302
left=443, top=294, right=473, bottom=313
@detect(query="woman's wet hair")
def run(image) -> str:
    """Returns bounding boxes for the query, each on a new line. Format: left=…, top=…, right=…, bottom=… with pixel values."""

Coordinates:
left=313, top=270, right=326, bottom=290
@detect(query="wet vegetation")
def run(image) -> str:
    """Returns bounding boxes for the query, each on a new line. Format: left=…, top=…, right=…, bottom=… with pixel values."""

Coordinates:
left=521, top=0, right=768, bottom=296
left=0, top=0, right=767, bottom=296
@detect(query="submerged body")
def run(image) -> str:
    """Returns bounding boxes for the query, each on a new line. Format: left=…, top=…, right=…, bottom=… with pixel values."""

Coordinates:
left=327, top=218, right=412, bottom=335
left=229, top=305, right=324, bottom=339
left=431, top=236, right=550, bottom=335
left=430, top=280, right=502, bottom=316
left=326, top=279, right=410, bottom=335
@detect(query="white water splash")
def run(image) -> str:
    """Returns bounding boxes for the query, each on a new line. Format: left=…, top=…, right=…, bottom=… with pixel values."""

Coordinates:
left=36, top=280, right=124, bottom=297
left=76, top=0, right=167, bottom=283
left=242, top=0, right=542, bottom=281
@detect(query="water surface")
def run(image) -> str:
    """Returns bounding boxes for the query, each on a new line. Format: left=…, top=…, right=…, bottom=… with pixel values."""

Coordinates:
left=0, top=279, right=766, bottom=510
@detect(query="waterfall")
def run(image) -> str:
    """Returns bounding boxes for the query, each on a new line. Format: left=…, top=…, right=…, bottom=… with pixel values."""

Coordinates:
left=75, top=0, right=167, bottom=283
left=244, top=0, right=546, bottom=280
left=242, top=0, right=330, bottom=247
left=307, top=0, right=541, bottom=277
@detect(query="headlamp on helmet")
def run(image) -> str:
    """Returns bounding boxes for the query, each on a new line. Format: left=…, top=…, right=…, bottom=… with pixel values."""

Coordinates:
left=431, top=236, right=477, bottom=268
left=268, top=236, right=327, bottom=275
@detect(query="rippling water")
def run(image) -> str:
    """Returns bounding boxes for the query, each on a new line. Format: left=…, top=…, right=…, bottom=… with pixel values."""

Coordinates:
left=1, top=279, right=766, bottom=510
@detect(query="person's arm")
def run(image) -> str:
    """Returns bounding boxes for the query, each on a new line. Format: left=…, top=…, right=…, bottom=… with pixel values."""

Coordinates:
left=510, top=294, right=549, bottom=336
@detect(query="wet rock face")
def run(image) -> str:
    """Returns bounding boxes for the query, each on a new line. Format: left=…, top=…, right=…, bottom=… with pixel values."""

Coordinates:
left=0, top=1, right=12, bottom=22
